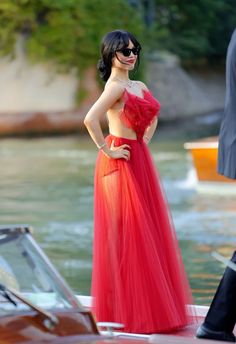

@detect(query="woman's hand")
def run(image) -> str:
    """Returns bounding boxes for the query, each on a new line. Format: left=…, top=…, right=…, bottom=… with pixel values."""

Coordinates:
left=104, top=140, right=131, bottom=160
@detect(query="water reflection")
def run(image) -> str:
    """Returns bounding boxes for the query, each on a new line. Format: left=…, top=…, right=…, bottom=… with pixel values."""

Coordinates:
left=0, top=121, right=235, bottom=305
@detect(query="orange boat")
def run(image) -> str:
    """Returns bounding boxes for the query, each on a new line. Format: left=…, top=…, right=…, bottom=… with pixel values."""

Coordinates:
left=184, top=136, right=236, bottom=183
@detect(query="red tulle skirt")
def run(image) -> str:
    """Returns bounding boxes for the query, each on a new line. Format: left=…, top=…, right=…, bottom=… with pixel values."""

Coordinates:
left=91, top=135, right=193, bottom=333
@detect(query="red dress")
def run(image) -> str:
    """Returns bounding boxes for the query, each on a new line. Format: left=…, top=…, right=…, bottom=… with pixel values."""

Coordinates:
left=91, top=88, right=193, bottom=333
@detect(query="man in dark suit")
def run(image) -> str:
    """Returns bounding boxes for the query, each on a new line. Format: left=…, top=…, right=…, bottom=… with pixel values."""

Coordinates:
left=196, top=28, right=236, bottom=342
left=218, top=28, right=236, bottom=178
left=196, top=252, right=236, bottom=342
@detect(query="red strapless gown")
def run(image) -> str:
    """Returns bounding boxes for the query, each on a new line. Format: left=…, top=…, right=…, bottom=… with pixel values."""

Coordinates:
left=91, top=89, right=193, bottom=333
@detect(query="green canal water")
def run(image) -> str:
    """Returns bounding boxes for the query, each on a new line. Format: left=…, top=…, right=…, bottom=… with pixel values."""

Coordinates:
left=0, top=116, right=236, bottom=305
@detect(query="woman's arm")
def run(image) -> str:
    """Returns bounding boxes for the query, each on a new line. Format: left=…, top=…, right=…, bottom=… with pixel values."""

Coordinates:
left=84, top=82, right=130, bottom=160
left=143, top=117, right=158, bottom=144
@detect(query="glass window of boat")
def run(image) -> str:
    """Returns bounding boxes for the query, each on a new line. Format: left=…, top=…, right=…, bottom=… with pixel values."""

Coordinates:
left=0, top=231, right=79, bottom=315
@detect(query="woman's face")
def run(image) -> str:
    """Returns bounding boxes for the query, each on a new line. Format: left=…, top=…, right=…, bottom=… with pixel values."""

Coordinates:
left=112, top=40, right=139, bottom=71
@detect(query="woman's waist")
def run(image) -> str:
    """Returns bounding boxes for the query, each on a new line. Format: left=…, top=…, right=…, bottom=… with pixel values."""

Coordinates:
left=106, top=133, right=145, bottom=147
left=107, top=117, right=147, bottom=142
left=108, top=130, right=136, bottom=140
left=108, top=121, right=137, bottom=138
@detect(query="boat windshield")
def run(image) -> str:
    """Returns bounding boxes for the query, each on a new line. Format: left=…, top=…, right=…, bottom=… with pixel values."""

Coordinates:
left=0, top=227, right=80, bottom=315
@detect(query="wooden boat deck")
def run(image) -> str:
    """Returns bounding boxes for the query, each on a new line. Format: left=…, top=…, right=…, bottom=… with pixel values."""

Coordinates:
left=78, top=297, right=235, bottom=343
left=116, top=319, right=236, bottom=343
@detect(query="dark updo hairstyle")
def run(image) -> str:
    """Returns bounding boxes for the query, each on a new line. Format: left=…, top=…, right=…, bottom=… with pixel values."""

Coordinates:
left=97, top=29, right=141, bottom=82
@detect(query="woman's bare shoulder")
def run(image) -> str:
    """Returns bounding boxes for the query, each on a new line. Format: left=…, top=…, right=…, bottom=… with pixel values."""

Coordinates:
left=104, top=79, right=126, bottom=95
left=96, top=80, right=126, bottom=105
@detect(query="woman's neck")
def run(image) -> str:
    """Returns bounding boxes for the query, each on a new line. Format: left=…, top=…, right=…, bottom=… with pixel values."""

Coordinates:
left=110, top=68, right=129, bottom=82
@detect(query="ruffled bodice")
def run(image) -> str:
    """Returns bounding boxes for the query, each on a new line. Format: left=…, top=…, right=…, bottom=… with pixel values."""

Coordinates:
left=120, top=89, right=160, bottom=141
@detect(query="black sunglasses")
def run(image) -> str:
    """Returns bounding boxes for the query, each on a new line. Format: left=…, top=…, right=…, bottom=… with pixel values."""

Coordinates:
left=117, top=47, right=141, bottom=57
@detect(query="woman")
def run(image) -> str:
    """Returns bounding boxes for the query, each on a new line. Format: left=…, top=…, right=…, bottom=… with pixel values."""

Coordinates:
left=84, top=29, right=193, bottom=334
